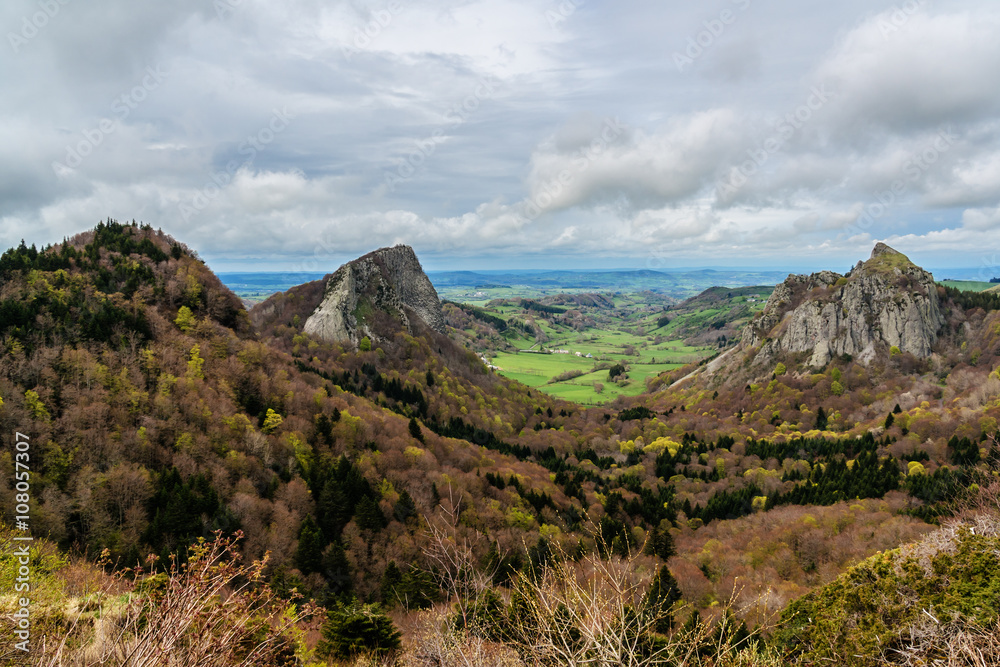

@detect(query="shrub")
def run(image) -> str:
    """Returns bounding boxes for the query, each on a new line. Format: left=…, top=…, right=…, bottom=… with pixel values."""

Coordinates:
left=548, top=369, right=586, bottom=384
left=318, top=601, right=401, bottom=660
left=774, top=512, right=1000, bottom=667
left=32, top=531, right=316, bottom=665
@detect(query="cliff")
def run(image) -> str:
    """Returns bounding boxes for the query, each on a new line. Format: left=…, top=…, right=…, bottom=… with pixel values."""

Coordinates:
left=739, top=243, right=945, bottom=369
left=303, top=244, right=445, bottom=346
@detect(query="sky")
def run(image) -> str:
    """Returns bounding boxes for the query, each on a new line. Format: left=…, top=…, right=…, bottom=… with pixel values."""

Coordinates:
left=2, top=0, right=1000, bottom=276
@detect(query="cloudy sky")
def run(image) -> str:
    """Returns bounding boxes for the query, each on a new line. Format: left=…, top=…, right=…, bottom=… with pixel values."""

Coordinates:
left=3, top=0, right=1000, bottom=274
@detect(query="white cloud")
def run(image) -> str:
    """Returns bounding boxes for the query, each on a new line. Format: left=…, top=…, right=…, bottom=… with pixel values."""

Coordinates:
left=817, top=8, right=1000, bottom=134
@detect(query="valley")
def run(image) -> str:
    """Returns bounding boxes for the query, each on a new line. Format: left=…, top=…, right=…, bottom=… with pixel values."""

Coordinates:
left=1, top=223, right=999, bottom=666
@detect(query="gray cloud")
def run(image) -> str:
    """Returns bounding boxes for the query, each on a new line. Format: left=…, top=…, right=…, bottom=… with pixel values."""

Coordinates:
left=1, top=0, right=999, bottom=271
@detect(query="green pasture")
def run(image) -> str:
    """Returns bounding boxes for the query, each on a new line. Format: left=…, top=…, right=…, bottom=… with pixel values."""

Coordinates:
left=939, top=280, right=995, bottom=292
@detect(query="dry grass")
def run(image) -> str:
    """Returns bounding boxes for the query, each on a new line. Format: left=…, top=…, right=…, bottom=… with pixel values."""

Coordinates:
left=27, top=531, right=318, bottom=666
left=378, top=516, right=783, bottom=667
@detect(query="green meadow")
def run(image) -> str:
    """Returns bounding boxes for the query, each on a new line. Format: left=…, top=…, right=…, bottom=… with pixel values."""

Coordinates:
left=484, top=302, right=714, bottom=405
left=939, top=279, right=996, bottom=292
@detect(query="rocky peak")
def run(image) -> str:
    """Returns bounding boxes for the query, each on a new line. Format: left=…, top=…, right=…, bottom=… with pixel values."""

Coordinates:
left=871, top=242, right=900, bottom=258
left=739, top=243, right=944, bottom=369
left=303, top=245, right=445, bottom=346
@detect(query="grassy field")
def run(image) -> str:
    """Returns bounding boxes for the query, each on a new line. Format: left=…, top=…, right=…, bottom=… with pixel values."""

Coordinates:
left=478, top=293, right=715, bottom=404
left=940, top=279, right=996, bottom=292
left=491, top=349, right=692, bottom=404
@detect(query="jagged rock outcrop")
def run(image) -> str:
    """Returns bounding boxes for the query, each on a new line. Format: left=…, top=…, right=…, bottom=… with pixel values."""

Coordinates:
left=304, top=245, right=445, bottom=346
left=740, top=243, right=945, bottom=368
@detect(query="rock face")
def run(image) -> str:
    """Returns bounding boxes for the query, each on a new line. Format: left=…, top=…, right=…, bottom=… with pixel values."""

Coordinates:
left=304, top=245, right=445, bottom=346
left=740, top=243, right=945, bottom=368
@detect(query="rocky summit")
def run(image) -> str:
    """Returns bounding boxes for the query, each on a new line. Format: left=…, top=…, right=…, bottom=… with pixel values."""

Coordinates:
left=303, top=244, right=445, bottom=346
left=739, top=242, right=945, bottom=369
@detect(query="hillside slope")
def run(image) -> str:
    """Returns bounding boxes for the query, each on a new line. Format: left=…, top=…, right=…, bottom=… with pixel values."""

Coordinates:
left=5, top=227, right=1000, bottom=664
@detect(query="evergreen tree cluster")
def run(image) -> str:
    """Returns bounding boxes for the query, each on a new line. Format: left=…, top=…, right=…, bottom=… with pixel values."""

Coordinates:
left=769, top=450, right=900, bottom=507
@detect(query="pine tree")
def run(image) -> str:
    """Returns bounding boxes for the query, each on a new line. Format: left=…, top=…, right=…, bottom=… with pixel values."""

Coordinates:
left=380, top=561, right=402, bottom=606
left=318, top=602, right=401, bottom=660
left=295, top=515, right=325, bottom=574
left=644, top=524, right=676, bottom=560
left=393, top=490, right=417, bottom=524
left=408, top=417, right=424, bottom=442
left=315, top=413, right=332, bottom=443
left=645, top=564, right=682, bottom=633
left=816, top=406, right=828, bottom=430
left=322, top=541, right=353, bottom=596
left=318, top=478, right=352, bottom=540
left=355, top=496, right=386, bottom=532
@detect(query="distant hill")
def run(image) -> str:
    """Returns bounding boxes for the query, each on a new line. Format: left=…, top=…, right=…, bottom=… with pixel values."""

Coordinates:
left=425, top=268, right=790, bottom=298
left=659, top=285, right=774, bottom=346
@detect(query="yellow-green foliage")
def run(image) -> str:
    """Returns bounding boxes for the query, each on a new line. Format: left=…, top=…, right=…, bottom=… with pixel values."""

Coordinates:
left=775, top=524, right=1000, bottom=667
left=223, top=413, right=254, bottom=436
left=830, top=380, right=844, bottom=396
left=261, top=408, right=283, bottom=434
left=24, top=389, right=50, bottom=422
left=186, top=344, right=205, bottom=380
left=175, top=432, right=194, bottom=453
left=774, top=362, right=786, bottom=376
left=288, top=434, right=312, bottom=477
left=505, top=506, right=535, bottom=530
left=174, top=305, right=196, bottom=332
left=0, top=524, right=71, bottom=638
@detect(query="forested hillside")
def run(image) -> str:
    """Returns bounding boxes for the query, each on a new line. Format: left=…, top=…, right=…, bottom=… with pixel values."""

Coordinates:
left=1, top=221, right=998, bottom=665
